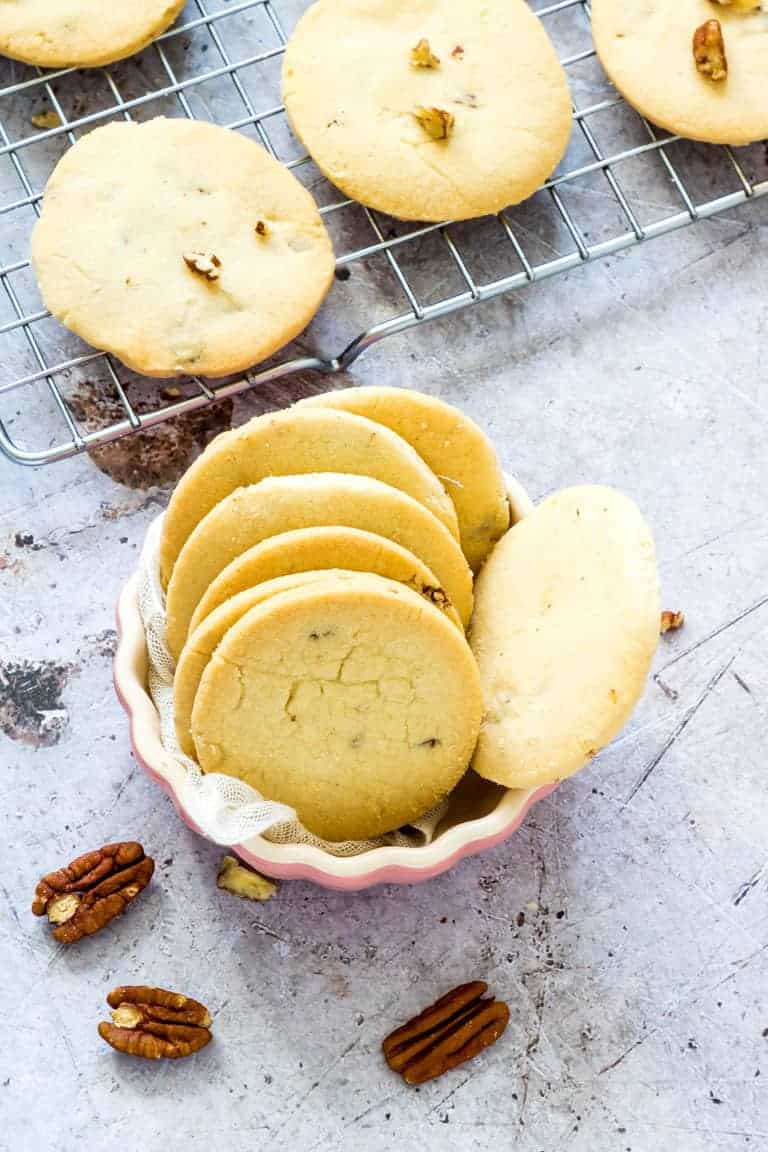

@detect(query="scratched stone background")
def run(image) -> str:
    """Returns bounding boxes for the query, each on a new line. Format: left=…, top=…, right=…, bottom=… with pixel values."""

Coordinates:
left=1, top=3, right=767, bottom=1150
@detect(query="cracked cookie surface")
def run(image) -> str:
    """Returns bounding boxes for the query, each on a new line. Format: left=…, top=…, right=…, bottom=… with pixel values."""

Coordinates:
left=31, top=118, right=334, bottom=377
left=175, top=567, right=462, bottom=758
left=191, top=575, right=482, bottom=841
left=281, top=0, right=571, bottom=222
left=0, top=1, right=186, bottom=67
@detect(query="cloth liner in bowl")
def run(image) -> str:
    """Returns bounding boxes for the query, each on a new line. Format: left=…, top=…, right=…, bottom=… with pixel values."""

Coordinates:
left=138, top=513, right=453, bottom=857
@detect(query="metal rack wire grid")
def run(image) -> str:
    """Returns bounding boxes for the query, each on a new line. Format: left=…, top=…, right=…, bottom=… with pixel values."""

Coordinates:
left=0, top=0, right=766, bottom=466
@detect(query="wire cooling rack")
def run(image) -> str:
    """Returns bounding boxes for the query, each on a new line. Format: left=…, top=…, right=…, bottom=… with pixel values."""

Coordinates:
left=0, top=0, right=766, bottom=466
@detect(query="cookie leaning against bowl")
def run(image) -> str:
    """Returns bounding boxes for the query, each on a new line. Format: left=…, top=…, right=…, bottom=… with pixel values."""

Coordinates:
left=470, top=485, right=660, bottom=790
left=298, top=388, right=510, bottom=573
left=282, top=0, right=572, bottom=222
left=174, top=569, right=463, bottom=758
left=191, top=575, right=483, bottom=842
left=164, top=473, right=474, bottom=659
left=0, top=1, right=186, bottom=68
left=159, top=407, right=459, bottom=588
left=591, top=0, right=768, bottom=146
left=189, top=526, right=461, bottom=634
left=30, top=119, right=334, bottom=378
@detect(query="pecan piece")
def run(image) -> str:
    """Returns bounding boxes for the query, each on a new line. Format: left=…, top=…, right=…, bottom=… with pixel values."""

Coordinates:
left=217, top=855, right=277, bottom=902
left=383, top=981, right=509, bottom=1085
left=99, top=986, right=212, bottom=1060
left=411, top=38, right=440, bottom=69
left=660, top=609, right=685, bottom=634
left=183, top=250, right=222, bottom=280
left=32, top=842, right=154, bottom=944
left=412, top=106, right=455, bottom=141
left=693, top=20, right=728, bottom=82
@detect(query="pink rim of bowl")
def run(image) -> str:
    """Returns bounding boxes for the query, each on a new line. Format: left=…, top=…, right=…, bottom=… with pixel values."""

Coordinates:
left=113, top=473, right=556, bottom=890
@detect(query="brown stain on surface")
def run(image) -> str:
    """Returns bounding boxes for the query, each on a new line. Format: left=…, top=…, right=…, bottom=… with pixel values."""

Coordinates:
left=67, top=380, right=234, bottom=489
left=0, top=660, right=78, bottom=748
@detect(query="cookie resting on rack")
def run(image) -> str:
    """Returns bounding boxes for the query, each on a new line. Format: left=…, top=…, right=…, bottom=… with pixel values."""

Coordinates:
left=281, top=0, right=572, bottom=222
left=0, top=1, right=186, bottom=68
left=30, top=118, right=334, bottom=378
left=592, top=0, right=768, bottom=146
left=190, top=575, right=482, bottom=842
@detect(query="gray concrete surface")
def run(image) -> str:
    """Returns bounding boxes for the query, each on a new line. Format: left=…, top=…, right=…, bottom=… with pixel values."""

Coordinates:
left=1, top=3, right=767, bottom=1150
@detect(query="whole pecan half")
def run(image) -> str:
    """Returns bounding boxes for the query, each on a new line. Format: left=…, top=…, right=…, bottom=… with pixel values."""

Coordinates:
left=99, top=986, right=212, bottom=1060
left=383, top=980, right=509, bottom=1085
left=32, top=842, right=154, bottom=944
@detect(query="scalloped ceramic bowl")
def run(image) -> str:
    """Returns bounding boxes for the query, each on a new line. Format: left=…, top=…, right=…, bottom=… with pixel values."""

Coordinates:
left=113, top=474, right=555, bottom=890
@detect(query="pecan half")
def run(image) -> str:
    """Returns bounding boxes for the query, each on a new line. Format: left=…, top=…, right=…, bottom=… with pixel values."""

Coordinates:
left=413, top=106, right=455, bottom=141
left=217, top=855, right=277, bottom=902
left=383, top=981, right=509, bottom=1085
left=99, top=986, right=212, bottom=1060
left=183, top=251, right=221, bottom=281
left=32, top=842, right=154, bottom=944
left=660, top=609, right=685, bottom=634
left=693, top=20, right=728, bottom=82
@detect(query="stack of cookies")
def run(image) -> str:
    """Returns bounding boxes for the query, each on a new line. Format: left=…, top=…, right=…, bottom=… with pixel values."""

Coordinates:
left=159, top=387, right=661, bottom=843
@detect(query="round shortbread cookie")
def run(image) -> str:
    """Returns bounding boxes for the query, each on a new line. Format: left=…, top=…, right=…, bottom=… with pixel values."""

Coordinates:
left=191, top=575, right=482, bottom=842
left=299, top=388, right=509, bottom=572
left=592, top=0, right=768, bottom=146
left=470, top=486, right=660, bottom=790
left=175, top=568, right=461, bottom=758
left=282, top=0, right=572, bottom=221
left=0, top=1, right=186, bottom=68
left=159, top=407, right=458, bottom=587
left=31, top=119, right=334, bottom=378
left=165, top=473, right=474, bottom=659
left=189, top=526, right=462, bottom=634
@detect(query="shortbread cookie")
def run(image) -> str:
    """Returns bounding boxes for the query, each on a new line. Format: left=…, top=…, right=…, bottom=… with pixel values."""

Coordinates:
left=299, top=388, right=509, bottom=572
left=189, top=526, right=462, bottom=634
left=592, top=0, right=768, bottom=145
left=470, top=486, right=660, bottom=789
left=176, top=568, right=461, bottom=757
left=0, top=1, right=186, bottom=68
left=282, top=0, right=572, bottom=221
left=191, top=575, right=482, bottom=841
left=31, top=119, right=334, bottom=377
left=165, top=473, right=474, bottom=658
left=159, top=407, right=458, bottom=587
